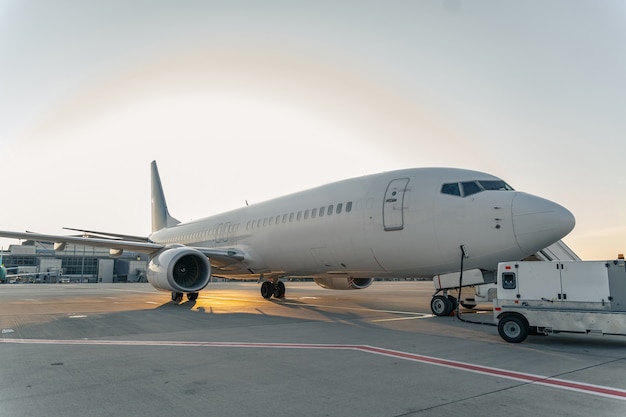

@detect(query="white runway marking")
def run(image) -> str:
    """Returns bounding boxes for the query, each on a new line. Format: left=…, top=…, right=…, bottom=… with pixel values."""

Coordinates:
left=2, top=338, right=625, bottom=401
left=371, top=314, right=433, bottom=322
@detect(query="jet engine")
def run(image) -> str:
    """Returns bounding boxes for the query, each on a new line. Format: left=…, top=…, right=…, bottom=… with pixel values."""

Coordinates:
left=147, top=246, right=211, bottom=293
left=313, top=276, right=374, bottom=290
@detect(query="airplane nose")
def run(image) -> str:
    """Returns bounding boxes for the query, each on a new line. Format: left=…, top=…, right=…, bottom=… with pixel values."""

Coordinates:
left=511, top=193, right=576, bottom=254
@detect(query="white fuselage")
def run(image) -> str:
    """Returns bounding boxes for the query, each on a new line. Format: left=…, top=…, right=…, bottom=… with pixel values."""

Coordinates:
left=148, top=168, right=575, bottom=280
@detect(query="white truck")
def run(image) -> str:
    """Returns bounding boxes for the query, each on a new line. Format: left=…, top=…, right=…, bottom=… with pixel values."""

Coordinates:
left=493, top=259, right=626, bottom=343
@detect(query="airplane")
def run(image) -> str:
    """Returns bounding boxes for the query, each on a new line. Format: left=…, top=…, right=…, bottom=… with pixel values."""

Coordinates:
left=0, top=161, right=575, bottom=313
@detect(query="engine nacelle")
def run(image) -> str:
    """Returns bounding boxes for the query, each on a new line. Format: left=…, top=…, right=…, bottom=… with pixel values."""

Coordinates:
left=313, top=276, right=374, bottom=290
left=147, top=246, right=211, bottom=293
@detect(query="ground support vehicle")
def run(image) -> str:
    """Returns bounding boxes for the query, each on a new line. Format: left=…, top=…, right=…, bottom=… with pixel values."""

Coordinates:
left=431, top=269, right=496, bottom=316
left=493, top=259, right=626, bottom=343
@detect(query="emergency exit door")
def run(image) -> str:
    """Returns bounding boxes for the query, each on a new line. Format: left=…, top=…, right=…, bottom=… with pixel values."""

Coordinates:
left=383, top=178, right=409, bottom=231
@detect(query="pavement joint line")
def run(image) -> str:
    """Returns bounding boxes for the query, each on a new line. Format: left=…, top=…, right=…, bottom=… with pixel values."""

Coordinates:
left=1, top=338, right=625, bottom=401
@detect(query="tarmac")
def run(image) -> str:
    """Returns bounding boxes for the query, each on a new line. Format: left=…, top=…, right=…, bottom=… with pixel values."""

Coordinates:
left=1, top=281, right=625, bottom=417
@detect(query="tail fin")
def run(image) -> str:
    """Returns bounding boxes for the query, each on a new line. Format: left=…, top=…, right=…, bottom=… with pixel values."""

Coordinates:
left=151, top=161, right=181, bottom=232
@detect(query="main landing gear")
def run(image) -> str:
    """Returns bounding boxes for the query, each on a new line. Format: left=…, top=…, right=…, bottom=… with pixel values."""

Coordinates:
left=260, top=280, right=285, bottom=299
left=171, top=292, right=199, bottom=302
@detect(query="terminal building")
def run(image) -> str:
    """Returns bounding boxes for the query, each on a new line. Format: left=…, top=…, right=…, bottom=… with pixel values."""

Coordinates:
left=0, top=240, right=149, bottom=284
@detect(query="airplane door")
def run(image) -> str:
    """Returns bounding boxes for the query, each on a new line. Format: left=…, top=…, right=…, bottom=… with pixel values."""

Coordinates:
left=383, top=178, right=410, bottom=231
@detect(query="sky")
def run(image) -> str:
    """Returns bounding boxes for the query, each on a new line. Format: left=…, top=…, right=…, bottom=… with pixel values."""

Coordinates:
left=1, top=0, right=625, bottom=259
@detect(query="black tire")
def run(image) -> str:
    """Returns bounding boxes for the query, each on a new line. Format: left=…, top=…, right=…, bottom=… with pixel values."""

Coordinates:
left=498, top=315, right=529, bottom=343
left=171, top=292, right=183, bottom=302
left=187, top=292, right=199, bottom=301
left=261, top=281, right=274, bottom=299
left=431, top=295, right=453, bottom=316
left=447, top=295, right=458, bottom=310
left=273, top=281, right=286, bottom=298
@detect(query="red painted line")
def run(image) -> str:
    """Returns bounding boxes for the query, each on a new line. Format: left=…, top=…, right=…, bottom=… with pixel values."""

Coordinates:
left=2, top=338, right=625, bottom=400
left=357, top=345, right=626, bottom=400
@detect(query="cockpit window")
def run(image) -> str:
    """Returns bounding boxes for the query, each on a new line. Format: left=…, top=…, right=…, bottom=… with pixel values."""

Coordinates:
left=441, top=183, right=461, bottom=196
left=461, top=181, right=482, bottom=196
left=441, top=179, right=515, bottom=198
left=479, top=180, right=514, bottom=191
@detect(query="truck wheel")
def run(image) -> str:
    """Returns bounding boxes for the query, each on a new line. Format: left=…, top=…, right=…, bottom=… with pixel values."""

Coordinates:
left=431, top=295, right=453, bottom=316
left=498, top=315, right=529, bottom=343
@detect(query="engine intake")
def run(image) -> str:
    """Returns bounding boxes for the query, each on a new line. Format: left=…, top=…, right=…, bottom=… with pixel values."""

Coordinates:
left=313, top=276, right=374, bottom=290
left=147, top=246, right=211, bottom=293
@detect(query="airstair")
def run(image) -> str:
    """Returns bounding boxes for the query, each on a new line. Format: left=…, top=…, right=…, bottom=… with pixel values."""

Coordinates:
left=532, top=240, right=581, bottom=261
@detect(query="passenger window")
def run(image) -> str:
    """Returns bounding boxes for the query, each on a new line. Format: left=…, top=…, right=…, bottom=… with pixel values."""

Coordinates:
left=319, top=206, right=325, bottom=217
left=346, top=201, right=352, bottom=212
left=289, top=213, right=294, bottom=222
left=441, top=183, right=461, bottom=196
left=269, top=217, right=274, bottom=226
left=297, top=211, right=302, bottom=221
left=311, top=208, right=317, bottom=218
left=461, top=181, right=482, bottom=197
left=502, top=272, right=517, bottom=290
left=328, top=205, right=334, bottom=215
left=336, top=203, right=343, bottom=214
left=282, top=214, right=288, bottom=223
left=304, top=209, right=310, bottom=219
left=263, top=218, right=267, bottom=227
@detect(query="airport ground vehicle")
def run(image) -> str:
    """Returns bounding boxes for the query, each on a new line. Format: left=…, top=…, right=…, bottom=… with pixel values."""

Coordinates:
left=431, top=269, right=495, bottom=316
left=493, top=259, right=626, bottom=343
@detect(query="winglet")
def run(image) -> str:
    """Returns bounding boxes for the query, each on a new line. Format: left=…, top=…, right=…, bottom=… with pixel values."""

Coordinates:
left=151, top=161, right=181, bottom=232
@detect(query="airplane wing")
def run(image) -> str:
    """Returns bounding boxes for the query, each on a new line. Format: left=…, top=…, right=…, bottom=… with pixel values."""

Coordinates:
left=0, top=230, right=245, bottom=270
left=62, top=227, right=150, bottom=242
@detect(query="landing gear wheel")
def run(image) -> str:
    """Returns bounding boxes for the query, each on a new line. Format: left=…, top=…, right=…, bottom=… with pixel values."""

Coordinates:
left=171, top=292, right=183, bottom=302
left=187, top=292, right=199, bottom=301
left=447, top=295, right=458, bottom=310
left=431, top=295, right=454, bottom=316
left=498, top=315, right=529, bottom=343
left=261, top=281, right=275, bottom=299
left=273, top=281, right=285, bottom=298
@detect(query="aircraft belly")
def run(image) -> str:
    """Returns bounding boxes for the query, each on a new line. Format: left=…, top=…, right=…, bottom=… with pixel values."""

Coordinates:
left=243, top=220, right=389, bottom=277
